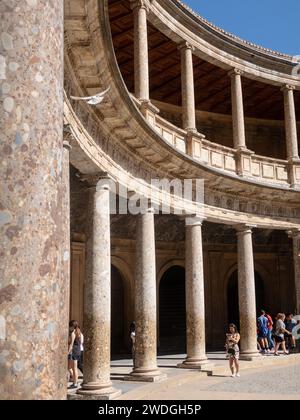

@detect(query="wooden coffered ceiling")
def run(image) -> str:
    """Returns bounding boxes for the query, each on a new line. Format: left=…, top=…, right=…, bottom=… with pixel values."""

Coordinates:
left=108, top=0, right=300, bottom=121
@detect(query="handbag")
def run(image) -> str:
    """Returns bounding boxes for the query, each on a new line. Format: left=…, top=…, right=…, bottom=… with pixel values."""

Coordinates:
left=227, top=347, right=236, bottom=355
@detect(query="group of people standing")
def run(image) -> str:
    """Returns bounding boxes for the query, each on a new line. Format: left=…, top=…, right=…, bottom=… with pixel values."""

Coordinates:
left=257, top=310, right=297, bottom=355
left=67, top=314, right=297, bottom=387
left=226, top=310, right=298, bottom=378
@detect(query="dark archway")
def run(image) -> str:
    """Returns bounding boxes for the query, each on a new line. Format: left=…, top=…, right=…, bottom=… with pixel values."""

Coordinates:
left=159, top=266, right=186, bottom=353
left=227, top=270, right=265, bottom=329
left=111, top=265, right=126, bottom=356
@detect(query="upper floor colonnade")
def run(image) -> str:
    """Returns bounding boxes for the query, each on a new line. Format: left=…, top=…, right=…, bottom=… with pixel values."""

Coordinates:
left=127, top=0, right=300, bottom=187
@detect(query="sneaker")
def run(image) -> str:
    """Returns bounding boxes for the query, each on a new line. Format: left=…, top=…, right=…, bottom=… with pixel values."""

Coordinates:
left=68, top=383, right=78, bottom=389
left=274, top=353, right=280, bottom=356
left=231, top=373, right=236, bottom=378
left=236, top=373, right=240, bottom=377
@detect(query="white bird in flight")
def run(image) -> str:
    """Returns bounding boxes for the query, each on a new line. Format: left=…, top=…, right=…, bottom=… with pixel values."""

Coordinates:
left=71, top=87, right=110, bottom=105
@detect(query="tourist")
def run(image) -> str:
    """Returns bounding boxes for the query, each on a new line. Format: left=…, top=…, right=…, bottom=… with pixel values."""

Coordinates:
left=68, top=320, right=83, bottom=389
left=257, top=310, right=270, bottom=353
left=265, top=311, right=274, bottom=351
left=225, top=324, right=240, bottom=378
left=129, top=321, right=136, bottom=368
left=285, top=314, right=297, bottom=351
left=274, top=313, right=292, bottom=356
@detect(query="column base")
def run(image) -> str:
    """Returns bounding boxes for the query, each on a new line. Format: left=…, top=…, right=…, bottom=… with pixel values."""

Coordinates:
left=239, top=351, right=261, bottom=361
left=75, top=382, right=121, bottom=400
left=177, top=357, right=214, bottom=370
left=128, top=368, right=167, bottom=382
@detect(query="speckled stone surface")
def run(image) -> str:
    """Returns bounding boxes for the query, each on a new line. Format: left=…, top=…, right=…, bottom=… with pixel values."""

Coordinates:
left=132, top=0, right=149, bottom=101
left=78, top=179, right=120, bottom=398
left=292, top=231, right=300, bottom=314
left=237, top=226, right=260, bottom=359
left=181, top=218, right=208, bottom=367
left=0, top=1, right=66, bottom=399
left=131, top=209, right=163, bottom=379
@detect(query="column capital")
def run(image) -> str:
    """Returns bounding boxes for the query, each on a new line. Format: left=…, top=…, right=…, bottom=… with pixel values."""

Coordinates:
left=178, top=41, right=195, bottom=52
left=287, top=229, right=300, bottom=239
left=130, top=0, right=149, bottom=12
left=186, top=216, right=206, bottom=227
left=63, top=123, right=73, bottom=149
left=228, top=68, right=244, bottom=77
left=80, top=172, right=115, bottom=190
left=235, top=223, right=257, bottom=234
left=281, top=84, right=296, bottom=92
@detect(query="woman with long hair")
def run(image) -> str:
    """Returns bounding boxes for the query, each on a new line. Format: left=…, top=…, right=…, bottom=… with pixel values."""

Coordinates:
left=68, top=320, right=83, bottom=389
left=225, top=324, right=241, bottom=378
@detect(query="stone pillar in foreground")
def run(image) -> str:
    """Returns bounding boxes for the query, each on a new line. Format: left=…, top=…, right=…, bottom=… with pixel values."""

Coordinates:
left=131, top=0, right=149, bottom=102
left=236, top=225, right=260, bottom=360
left=178, top=217, right=212, bottom=370
left=130, top=208, right=166, bottom=382
left=0, top=1, right=68, bottom=400
left=179, top=42, right=197, bottom=133
left=77, top=177, right=121, bottom=399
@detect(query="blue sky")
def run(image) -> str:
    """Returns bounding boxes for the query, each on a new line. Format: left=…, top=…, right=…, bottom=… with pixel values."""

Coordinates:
left=185, top=0, right=300, bottom=56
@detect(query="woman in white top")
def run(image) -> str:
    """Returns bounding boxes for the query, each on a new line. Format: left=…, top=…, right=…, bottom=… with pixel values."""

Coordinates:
left=274, top=313, right=292, bottom=356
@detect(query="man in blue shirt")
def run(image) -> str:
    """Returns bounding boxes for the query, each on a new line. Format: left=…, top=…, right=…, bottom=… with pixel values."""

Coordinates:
left=257, top=310, right=270, bottom=353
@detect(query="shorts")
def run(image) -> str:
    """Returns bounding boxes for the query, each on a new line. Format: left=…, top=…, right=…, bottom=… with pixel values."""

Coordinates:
left=258, top=332, right=268, bottom=339
left=227, top=351, right=240, bottom=360
left=274, top=335, right=284, bottom=343
left=68, top=353, right=81, bottom=361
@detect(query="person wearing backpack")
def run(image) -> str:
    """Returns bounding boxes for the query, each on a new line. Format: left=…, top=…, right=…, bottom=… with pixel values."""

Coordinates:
left=257, top=310, right=269, bottom=354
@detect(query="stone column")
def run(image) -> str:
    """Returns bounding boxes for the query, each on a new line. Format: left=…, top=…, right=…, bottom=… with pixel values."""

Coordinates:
left=77, top=177, right=121, bottom=399
left=0, top=1, right=68, bottom=400
left=130, top=208, right=166, bottom=382
left=131, top=0, right=149, bottom=102
left=229, top=69, right=247, bottom=151
left=236, top=225, right=260, bottom=360
left=179, top=42, right=197, bottom=133
left=282, top=85, right=299, bottom=160
left=291, top=230, right=300, bottom=315
left=178, top=217, right=211, bottom=369
left=60, top=126, right=72, bottom=391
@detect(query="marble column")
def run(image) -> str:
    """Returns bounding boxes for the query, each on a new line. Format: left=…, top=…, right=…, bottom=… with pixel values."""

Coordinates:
left=130, top=208, right=166, bottom=381
left=60, top=127, right=72, bottom=393
left=131, top=0, right=149, bottom=102
left=77, top=177, right=121, bottom=399
left=0, top=1, right=67, bottom=399
left=179, top=42, right=197, bottom=133
left=236, top=225, right=260, bottom=360
left=291, top=230, right=300, bottom=315
left=178, top=217, right=211, bottom=369
left=282, top=85, right=299, bottom=160
left=229, top=69, right=247, bottom=151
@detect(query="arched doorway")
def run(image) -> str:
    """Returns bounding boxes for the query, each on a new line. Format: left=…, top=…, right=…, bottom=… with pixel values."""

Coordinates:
left=111, top=265, right=126, bottom=356
left=227, top=270, right=265, bottom=329
left=159, top=266, right=186, bottom=353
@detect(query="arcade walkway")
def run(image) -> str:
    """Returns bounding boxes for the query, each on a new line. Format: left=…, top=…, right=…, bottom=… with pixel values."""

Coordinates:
left=68, top=352, right=300, bottom=400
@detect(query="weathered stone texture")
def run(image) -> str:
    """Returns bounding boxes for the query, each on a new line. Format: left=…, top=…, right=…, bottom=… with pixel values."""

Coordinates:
left=0, top=0, right=66, bottom=399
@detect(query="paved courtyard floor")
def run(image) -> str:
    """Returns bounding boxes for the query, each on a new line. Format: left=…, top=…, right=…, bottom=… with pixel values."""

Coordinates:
left=68, top=352, right=300, bottom=400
